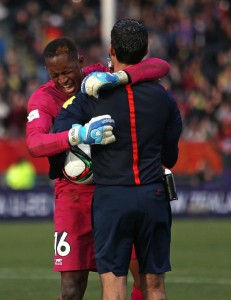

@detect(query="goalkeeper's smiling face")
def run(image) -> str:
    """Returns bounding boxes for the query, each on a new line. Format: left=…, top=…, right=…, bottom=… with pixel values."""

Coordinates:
left=45, top=53, right=84, bottom=96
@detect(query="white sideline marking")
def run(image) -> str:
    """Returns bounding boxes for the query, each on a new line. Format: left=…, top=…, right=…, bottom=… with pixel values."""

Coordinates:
left=0, top=268, right=59, bottom=280
left=0, top=269, right=230, bottom=285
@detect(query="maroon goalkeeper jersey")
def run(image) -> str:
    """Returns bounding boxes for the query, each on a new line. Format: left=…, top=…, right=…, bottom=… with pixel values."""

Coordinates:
left=26, top=63, right=108, bottom=158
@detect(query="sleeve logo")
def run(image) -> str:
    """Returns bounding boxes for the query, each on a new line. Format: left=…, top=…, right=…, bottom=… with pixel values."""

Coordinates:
left=27, top=109, right=40, bottom=122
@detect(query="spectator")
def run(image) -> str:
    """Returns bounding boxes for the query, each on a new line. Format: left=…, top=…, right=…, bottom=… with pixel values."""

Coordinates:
left=5, top=157, right=36, bottom=189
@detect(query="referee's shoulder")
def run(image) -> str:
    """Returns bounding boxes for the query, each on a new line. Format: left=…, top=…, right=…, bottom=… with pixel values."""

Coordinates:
left=142, top=80, right=168, bottom=92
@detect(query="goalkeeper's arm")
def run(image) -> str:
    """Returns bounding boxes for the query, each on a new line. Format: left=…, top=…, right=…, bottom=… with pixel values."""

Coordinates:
left=81, top=57, right=170, bottom=98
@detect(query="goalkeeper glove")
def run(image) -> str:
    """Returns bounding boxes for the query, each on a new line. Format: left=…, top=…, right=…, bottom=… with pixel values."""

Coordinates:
left=81, top=71, right=129, bottom=98
left=68, top=114, right=116, bottom=146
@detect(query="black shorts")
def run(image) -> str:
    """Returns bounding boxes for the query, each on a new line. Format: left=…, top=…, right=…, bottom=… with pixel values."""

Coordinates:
left=92, top=184, right=172, bottom=276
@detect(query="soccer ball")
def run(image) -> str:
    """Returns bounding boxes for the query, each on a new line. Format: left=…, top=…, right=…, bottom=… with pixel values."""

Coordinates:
left=63, top=144, right=93, bottom=184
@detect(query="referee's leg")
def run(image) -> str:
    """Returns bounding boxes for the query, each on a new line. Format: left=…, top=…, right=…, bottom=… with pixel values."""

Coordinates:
left=140, top=273, right=166, bottom=300
left=100, top=272, right=127, bottom=300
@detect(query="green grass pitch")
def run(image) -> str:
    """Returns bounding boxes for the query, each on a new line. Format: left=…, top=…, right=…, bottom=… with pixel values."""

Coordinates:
left=0, top=219, right=230, bottom=299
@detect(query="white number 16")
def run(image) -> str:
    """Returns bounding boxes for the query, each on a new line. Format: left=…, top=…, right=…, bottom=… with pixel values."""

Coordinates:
left=54, top=231, right=71, bottom=257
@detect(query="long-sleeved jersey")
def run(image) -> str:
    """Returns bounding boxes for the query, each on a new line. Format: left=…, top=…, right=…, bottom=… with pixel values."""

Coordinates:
left=26, top=59, right=170, bottom=179
left=54, top=82, right=182, bottom=185
left=26, top=63, right=107, bottom=158
left=26, top=59, right=169, bottom=157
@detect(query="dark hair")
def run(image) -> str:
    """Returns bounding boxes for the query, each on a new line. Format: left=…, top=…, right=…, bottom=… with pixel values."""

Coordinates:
left=111, top=19, right=148, bottom=64
left=43, top=37, right=79, bottom=60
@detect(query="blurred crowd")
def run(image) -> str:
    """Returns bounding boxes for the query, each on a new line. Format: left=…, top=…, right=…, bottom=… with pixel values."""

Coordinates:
left=0, top=0, right=231, bottom=180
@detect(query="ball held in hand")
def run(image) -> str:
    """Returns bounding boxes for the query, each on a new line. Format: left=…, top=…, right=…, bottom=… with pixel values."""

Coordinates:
left=63, top=144, right=93, bottom=184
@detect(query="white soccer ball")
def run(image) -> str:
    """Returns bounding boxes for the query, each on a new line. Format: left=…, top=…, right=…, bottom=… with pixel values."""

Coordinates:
left=63, top=144, right=93, bottom=184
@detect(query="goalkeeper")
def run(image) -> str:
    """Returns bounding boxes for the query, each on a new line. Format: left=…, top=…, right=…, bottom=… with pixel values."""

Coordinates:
left=26, top=37, right=169, bottom=300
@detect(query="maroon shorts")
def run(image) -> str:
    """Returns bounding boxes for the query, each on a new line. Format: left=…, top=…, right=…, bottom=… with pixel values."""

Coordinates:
left=53, top=179, right=96, bottom=272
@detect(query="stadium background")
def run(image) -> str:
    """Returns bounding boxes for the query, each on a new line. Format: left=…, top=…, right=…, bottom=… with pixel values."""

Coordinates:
left=0, top=1, right=230, bottom=299
left=0, top=0, right=230, bottom=217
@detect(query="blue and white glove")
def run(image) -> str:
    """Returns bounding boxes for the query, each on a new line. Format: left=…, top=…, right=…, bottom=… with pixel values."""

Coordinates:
left=81, top=71, right=129, bottom=98
left=68, top=114, right=116, bottom=146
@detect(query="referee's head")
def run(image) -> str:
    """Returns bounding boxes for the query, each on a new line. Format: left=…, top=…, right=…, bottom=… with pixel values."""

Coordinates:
left=110, top=19, right=148, bottom=65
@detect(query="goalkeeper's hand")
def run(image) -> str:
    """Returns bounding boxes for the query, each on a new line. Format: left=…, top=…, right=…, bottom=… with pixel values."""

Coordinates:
left=81, top=71, right=129, bottom=98
left=68, top=114, right=116, bottom=146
